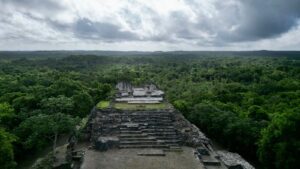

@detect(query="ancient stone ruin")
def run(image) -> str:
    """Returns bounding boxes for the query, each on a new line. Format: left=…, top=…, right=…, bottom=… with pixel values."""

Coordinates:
left=84, top=82, right=254, bottom=169
left=115, top=82, right=164, bottom=103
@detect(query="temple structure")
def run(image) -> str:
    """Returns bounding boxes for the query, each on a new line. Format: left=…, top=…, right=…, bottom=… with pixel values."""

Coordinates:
left=81, top=82, right=255, bottom=169
left=115, top=82, right=164, bottom=104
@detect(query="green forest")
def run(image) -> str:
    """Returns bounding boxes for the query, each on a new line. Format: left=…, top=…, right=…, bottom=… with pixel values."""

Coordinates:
left=0, top=52, right=299, bottom=169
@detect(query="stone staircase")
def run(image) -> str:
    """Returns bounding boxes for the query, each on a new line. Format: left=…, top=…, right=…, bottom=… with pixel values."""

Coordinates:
left=118, top=110, right=182, bottom=149
left=89, top=109, right=183, bottom=150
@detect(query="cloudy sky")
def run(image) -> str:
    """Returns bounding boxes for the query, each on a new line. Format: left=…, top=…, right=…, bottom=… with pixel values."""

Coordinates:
left=0, top=0, right=299, bottom=51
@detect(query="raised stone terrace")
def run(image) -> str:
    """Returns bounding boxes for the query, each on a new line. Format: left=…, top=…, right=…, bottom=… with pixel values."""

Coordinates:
left=88, top=109, right=183, bottom=150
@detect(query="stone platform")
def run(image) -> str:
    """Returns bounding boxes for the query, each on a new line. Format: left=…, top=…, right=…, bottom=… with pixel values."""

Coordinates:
left=80, top=147, right=204, bottom=169
left=137, top=149, right=165, bottom=156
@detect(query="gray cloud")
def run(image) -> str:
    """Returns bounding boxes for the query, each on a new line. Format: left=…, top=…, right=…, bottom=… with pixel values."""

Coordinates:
left=219, top=0, right=300, bottom=42
left=175, top=0, right=300, bottom=44
left=73, top=18, right=139, bottom=41
left=0, top=0, right=64, bottom=12
left=0, top=0, right=299, bottom=50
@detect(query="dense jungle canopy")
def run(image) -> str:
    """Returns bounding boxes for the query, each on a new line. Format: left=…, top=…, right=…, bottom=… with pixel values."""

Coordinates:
left=0, top=51, right=299, bottom=169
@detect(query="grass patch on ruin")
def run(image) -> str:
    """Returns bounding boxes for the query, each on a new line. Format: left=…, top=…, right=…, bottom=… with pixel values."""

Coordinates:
left=113, top=102, right=169, bottom=110
left=96, top=101, right=110, bottom=109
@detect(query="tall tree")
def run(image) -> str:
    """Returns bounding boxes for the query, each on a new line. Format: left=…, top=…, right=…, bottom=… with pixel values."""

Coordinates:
left=0, top=128, right=17, bottom=169
left=16, top=113, right=78, bottom=153
left=72, top=92, right=94, bottom=117
left=258, top=109, right=300, bottom=169
left=0, top=102, right=15, bottom=129
left=40, top=95, right=74, bottom=115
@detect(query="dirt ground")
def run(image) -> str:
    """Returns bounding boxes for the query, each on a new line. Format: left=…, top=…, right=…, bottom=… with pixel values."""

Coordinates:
left=80, top=147, right=204, bottom=169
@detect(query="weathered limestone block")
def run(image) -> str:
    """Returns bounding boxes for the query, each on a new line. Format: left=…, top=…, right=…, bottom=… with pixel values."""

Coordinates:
left=216, top=151, right=255, bottom=169
left=173, top=112, right=210, bottom=147
left=95, top=136, right=119, bottom=151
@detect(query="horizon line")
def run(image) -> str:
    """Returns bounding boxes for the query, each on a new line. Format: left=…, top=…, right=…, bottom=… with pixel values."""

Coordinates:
left=1, top=50, right=300, bottom=52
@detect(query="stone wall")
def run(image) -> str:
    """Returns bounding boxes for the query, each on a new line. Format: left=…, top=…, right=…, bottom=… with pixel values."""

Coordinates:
left=173, top=110, right=210, bottom=147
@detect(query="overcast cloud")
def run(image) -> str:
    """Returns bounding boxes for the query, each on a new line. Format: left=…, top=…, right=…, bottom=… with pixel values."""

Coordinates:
left=0, top=0, right=299, bottom=51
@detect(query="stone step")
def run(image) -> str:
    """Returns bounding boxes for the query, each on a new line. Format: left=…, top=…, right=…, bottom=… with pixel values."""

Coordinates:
left=120, top=139, right=180, bottom=145
left=147, top=132, right=178, bottom=136
left=142, top=128, right=176, bottom=132
left=121, top=126, right=175, bottom=131
left=120, top=134, right=180, bottom=141
left=134, top=122, right=174, bottom=126
left=163, top=146, right=183, bottom=152
left=138, top=126, right=174, bottom=130
left=120, top=130, right=142, bottom=134
left=161, top=140, right=181, bottom=144
left=120, top=127, right=140, bottom=131
left=130, top=120, right=173, bottom=124
left=122, top=117, right=172, bottom=120
left=123, top=115, right=170, bottom=117
left=121, top=113, right=171, bottom=116
left=143, top=127, right=175, bottom=130
left=119, top=145, right=170, bottom=149
left=130, top=115, right=172, bottom=118
left=143, top=126, right=175, bottom=129
left=120, top=134, right=148, bottom=138
left=155, top=136, right=181, bottom=140
left=126, top=110, right=171, bottom=112
left=120, top=140, right=164, bottom=145
left=145, top=123, right=174, bottom=126
left=148, top=135, right=179, bottom=138
left=120, top=137, right=157, bottom=141
left=123, top=117, right=172, bottom=120
left=123, top=119, right=172, bottom=123
left=120, top=123, right=139, bottom=127
left=127, top=114, right=172, bottom=117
